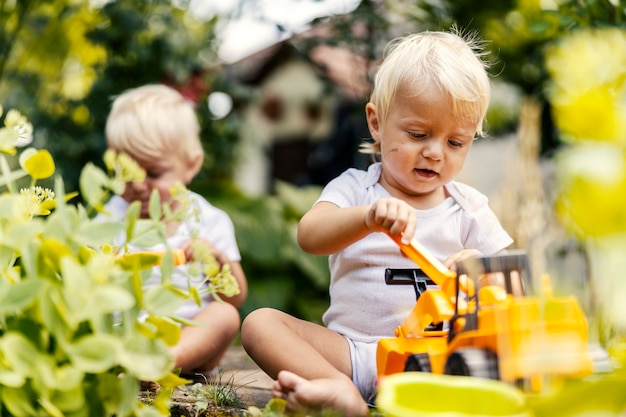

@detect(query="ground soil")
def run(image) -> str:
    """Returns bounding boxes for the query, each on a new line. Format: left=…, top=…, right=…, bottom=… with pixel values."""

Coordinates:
left=163, top=345, right=274, bottom=416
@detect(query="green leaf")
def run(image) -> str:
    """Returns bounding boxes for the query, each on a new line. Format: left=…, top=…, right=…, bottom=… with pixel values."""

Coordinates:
left=129, top=219, right=165, bottom=247
left=0, top=194, right=27, bottom=222
left=44, top=179, right=77, bottom=239
left=0, top=167, right=27, bottom=187
left=148, top=189, right=161, bottom=221
left=0, top=332, right=40, bottom=377
left=159, top=249, right=176, bottom=281
left=1, top=386, right=36, bottom=417
left=275, top=180, right=322, bottom=218
left=52, top=365, right=84, bottom=392
left=118, top=334, right=172, bottom=381
left=136, top=407, right=169, bottom=417
left=0, top=369, right=25, bottom=387
left=144, top=316, right=181, bottom=347
left=60, top=257, right=92, bottom=317
left=79, top=162, right=110, bottom=209
left=18, top=239, right=40, bottom=281
left=90, top=285, right=135, bottom=313
left=4, top=222, right=44, bottom=249
left=66, top=334, right=120, bottom=373
left=142, top=286, right=184, bottom=316
left=0, top=279, right=41, bottom=314
left=50, top=385, right=86, bottom=414
left=190, top=286, right=202, bottom=306
left=124, top=201, right=141, bottom=241
left=75, top=220, right=124, bottom=247
left=39, top=286, right=76, bottom=336
left=39, top=396, right=64, bottom=417
left=97, top=372, right=138, bottom=417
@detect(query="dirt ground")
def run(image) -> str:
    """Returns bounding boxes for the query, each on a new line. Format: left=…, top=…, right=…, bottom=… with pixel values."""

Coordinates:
left=168, top=344, right=274, bottom=416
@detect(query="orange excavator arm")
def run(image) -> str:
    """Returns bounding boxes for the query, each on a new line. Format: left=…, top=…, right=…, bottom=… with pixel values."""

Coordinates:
left=387, top=233, right=456, bottom=286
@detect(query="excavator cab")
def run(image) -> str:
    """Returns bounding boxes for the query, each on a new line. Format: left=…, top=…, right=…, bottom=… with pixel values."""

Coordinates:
left=448, top=251, right=530, bottom=342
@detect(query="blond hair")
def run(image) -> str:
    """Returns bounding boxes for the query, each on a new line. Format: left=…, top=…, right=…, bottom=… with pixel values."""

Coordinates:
left=105, top=84, right=203, bottom=173
left=362, top=28, right=491, bottom=154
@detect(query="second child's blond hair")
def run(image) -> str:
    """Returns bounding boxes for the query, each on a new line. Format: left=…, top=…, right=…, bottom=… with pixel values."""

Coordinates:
left=363, top=29, right=491, bottom=154
left=105, top=84, right=204, bottom=173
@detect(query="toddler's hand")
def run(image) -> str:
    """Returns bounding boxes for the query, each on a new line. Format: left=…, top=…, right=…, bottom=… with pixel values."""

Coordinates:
left=443, top=249, right=482, bottom=270
left=181, top=238, right=227, bottom=265
left=365, top=198, right=416, bottom=244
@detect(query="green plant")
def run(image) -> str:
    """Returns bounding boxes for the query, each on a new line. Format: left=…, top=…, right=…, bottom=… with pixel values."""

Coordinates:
left=0, top=106, right=236, bottom=416
left=178, top=371, right=244, bottom=412
left=201, top=181, right=330, bottom=323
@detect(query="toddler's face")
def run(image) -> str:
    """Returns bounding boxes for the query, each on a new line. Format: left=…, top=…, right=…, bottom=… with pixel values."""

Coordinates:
left=368, top=83, right=477, bottom=208
left=121, top=153, right=191, bottom=218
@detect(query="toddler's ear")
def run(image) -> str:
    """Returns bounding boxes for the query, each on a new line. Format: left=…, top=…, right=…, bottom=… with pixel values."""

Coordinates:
left=365, top=102, right=381, bottom=142
left=185, top=153, right=203, bottom=183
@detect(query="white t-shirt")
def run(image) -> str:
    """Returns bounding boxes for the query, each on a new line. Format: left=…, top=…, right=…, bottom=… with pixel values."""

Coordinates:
left=318, top=163, right=513, bottom=342
left=98, top=191, right=241, bottom=319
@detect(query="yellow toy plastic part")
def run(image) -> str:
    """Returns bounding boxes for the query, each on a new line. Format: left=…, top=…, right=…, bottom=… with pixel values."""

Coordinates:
left=377, top=372, right=531, bottom=417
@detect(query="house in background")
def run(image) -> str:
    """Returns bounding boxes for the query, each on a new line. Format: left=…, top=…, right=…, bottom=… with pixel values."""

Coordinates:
left=224, top=24, right=373, bottom=196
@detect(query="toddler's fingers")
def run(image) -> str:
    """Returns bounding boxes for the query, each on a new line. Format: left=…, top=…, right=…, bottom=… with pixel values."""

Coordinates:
left=380, top=203, right=399, bottom=231
left=443, top=249, right=482, bottom=269
left=180, top=240, right=195, bottom=261
left=401, top=214, right=417, bottom=244
left=388, top=201, right=414, bottom=237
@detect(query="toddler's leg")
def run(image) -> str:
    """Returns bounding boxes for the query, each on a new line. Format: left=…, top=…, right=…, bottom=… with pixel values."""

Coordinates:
left=171, top=301, right=240, bottom=373
left=241, top=308, right=369, bottom=417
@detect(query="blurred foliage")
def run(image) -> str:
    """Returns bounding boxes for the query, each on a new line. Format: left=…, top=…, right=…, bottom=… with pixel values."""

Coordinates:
left=311, top=0, right=626, bottom=151
left=0, top=106, right=204, bottom=416
left=0, top=0, right=241, bottom=193
left=197, top=181, right=330, bottom=323
left=544, top=27, right=626, bottom=347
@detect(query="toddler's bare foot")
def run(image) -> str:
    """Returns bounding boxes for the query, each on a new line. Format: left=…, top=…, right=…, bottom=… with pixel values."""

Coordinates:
left=140, top=380, right=160, bottom=393
left=273, top=370, right=369, bottom=417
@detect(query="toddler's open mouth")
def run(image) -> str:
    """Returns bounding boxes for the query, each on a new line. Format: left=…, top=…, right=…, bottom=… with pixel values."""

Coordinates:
left=415, top=168, right=437, bottom=178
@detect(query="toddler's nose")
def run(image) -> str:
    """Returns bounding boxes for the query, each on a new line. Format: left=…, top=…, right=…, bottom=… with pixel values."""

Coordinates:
left=127, top=180, right=149, bottom=193
left=422, top=141, right=443, bottom=160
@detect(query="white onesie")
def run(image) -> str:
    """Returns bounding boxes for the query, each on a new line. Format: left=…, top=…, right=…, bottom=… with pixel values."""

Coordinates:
left=316, top=163, right=513, bottom=401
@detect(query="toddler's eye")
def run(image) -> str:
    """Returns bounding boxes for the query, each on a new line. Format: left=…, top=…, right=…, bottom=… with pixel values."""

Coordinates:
left=448, top=140, right=464, bottom=148
left=146, top=170, right=163, bottom=179
left=408, top=131, right=426, bottom=139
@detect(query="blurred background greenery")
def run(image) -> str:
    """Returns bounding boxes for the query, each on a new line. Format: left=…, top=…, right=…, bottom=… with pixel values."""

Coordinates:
left=1, top=0, right=625, bottom=325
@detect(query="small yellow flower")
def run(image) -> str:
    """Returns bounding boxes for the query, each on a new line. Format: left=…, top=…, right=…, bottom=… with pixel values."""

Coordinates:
left=209, top=264, right=240, bottom=298
left=4, top=109, right=33, bottom=147
left=103, top=148, right=116, bottom=171
left=0, top=107, right=33, bottom=154
left=20, top=186, right=56, bottom=216
left=187, top=239, right=240, bottom=299
left=103, top=149, right=146, bottom=184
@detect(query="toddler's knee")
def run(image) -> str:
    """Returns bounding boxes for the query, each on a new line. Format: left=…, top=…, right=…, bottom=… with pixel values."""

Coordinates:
left=241, top=308, right=277, bottom=348
left=210, top=301, right=241, bottom=336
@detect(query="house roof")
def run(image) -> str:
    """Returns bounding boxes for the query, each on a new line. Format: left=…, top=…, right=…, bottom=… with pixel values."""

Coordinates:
left=224, top=19, right=374, bottom=100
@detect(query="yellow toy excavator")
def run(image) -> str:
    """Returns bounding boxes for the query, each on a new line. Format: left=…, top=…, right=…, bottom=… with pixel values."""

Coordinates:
left=377, top=234, right=594, bottom=388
